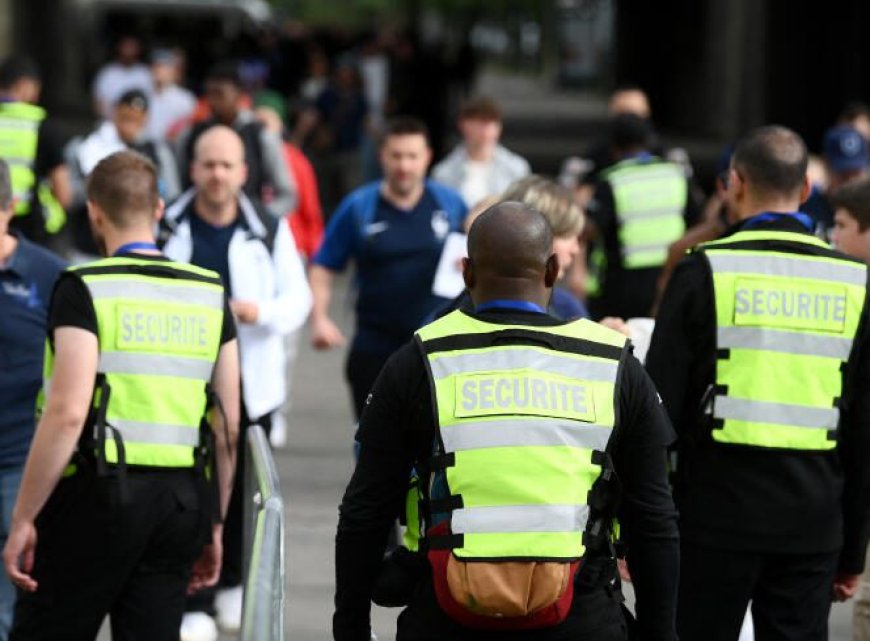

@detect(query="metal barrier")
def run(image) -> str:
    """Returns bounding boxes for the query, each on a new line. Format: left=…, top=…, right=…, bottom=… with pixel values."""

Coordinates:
left=241, top=425, right=285, bottom=641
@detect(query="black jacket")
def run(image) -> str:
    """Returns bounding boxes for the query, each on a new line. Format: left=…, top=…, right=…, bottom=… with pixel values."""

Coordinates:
left=646, top=215, right=870, bottom=573
left=334, top=308, right=679, bottom=641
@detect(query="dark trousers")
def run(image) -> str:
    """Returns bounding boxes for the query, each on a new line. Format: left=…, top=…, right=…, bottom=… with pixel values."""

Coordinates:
left=345, top=348, right=392, bottom=421
left=11, top=468, right=208, bottom=641
left=677, top=541, right=838, bottom=641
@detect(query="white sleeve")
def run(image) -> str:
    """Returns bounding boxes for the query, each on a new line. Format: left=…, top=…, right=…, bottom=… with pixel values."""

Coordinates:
left=256, top=221, right=312, bottom=335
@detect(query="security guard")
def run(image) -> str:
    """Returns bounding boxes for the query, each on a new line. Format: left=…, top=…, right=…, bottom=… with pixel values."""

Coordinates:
left=585, top=113, right=699, bottom=319
left=0, top=56, right=70, bottom=245
left=2, top=151, right=240, bottom=641
left=334, top=202, right=679, bottom=641
left=647, top=126, right=870, bottom=641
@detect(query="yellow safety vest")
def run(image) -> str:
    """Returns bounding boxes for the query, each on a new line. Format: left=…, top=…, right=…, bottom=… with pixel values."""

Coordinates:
left=415, top=309, right=627, bottom=560
left=0, top=101, right=65, bottom=233
left=41, top=256, right=226, bottom=468
left=702, top=229, right=868, bottom=450
left=603, top=157, right=688, bottom=270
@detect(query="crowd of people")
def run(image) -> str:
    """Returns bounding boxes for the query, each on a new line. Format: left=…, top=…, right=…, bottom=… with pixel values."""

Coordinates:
left=1, top=27, right=870, bottom=641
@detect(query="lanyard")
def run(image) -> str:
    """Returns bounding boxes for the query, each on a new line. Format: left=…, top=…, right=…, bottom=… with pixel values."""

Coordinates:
left=475, top=299, right=546, bottom=314
left=113, top=242, right=159, bottom=256
left=740, top=212, right=814, bottom=233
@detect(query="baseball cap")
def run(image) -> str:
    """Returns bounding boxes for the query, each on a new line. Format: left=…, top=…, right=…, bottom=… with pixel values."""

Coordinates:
left=115, top=89, right=149, bottom=112
left=823, top=126, right=868, bottom=173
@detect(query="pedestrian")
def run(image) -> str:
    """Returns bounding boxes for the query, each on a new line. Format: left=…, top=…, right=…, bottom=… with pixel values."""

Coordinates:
left=0, top=159, right=66, bottom=641
left=334, top=201, right=679, bottom=641
left=584, top=113, right=699, bottom=320
left=309, top=116, right=467, bottom=420
left=254, top=105, right=324, bottom=448
left=160, top=125, right=311, bottom=638
left=803, top=125, right=869, bottom=235
left=147, top=49, right=196, bottom=142
left=646, top=125, right=870, bottom=641
left=831, top=177, right=870, bottom=264
left=175, top=61, right=297, bottom=219
left=432, top=96, right=531, bottom=209
left=2, top=150, right=240, bottom=641
left=92, top=35, right=153, bottom=119
left=0, top=56, right=71, bottom=247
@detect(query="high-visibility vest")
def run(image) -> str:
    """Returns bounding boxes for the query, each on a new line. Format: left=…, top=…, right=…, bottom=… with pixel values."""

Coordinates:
left=602, top=157, right=688, bottom=269
left=0, top=102, right=65, bottom=233
left=702, top=229, right=868, bottom=450
left=41, top=257, right=226, bottom=468
left=415, top=310, right=627, bottom=560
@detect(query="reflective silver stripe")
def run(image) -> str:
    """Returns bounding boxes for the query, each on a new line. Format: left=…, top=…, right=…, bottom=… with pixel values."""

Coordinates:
left=714, top=396, right=839, bottom=429
left=429, top=349, right=618, bottom=383
left=5, top=158, right=34, bottom=168
left=608, top=168, right=682, bottom=186
left=442, top=418, right=611, bottom=452
left=718, top=326, right=854, bottom=360
left=100, top=352, right=214, bottom=381
left=452, top=504, right=589, bottom=534
left=622, top=242, right=670, bottom=257
left=0, top=118, right=40, bottom=131
left=618, top=206, right=681, bottom=222
left=707, top=253, right=867, bottom=287
left=85, top=279, right=223, bottom=307
left=108, top=419, right=200, bottom=447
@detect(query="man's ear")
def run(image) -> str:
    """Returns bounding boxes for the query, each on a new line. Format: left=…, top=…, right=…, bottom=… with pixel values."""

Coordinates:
left=544, top=254, right=559, bottom=288
left=86, top=200, right=100, bottom=227
left=154, top=198, right=165, bottom=223
left=461, top=257, right=475, bottom=290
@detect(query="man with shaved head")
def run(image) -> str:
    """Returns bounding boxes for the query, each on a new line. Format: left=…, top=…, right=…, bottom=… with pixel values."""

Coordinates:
left=647, top=125, right=870, bottom=640
left=159, top=125, right=311, bottom=637
left=334, top=201, right=679, bottom=640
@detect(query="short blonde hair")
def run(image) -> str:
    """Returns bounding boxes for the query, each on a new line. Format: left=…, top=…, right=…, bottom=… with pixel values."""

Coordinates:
left=501, top=175, right=584, bottom=237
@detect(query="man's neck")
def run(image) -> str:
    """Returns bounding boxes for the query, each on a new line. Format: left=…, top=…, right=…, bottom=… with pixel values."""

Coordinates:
left=466, top=144, right=494, bottom=163
left=381, top=181, right=425, bottom=210
left=0, top=231, right=18, bottom=266
left=104, top=229, right=160, bottom=257
left=194, top=194, right=239, bottom=227
left=737, top=203, right=801, bottom=221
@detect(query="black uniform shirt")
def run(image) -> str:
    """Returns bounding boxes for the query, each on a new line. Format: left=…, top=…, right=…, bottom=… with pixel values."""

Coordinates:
left=646, top=216, right=870, bottom=573
left=334, top=308, right=679, bottom=641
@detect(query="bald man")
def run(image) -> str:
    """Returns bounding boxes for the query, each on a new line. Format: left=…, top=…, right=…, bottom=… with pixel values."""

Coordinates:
left=647, top=126, right=870, bottom=641
left=334, top=201, right=679, bottom=641
left=159, top=125, right=311, bottom=635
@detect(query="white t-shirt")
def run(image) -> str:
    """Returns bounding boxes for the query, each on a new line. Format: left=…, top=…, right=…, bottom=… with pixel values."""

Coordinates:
left=92, top=63, right=153, bottom=117
left=460, top=160, right=492, bottom=209
left=147, top=84, right=196, bottom=140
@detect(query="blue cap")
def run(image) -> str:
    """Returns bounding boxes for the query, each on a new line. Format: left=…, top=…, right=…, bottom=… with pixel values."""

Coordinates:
left=823, top=126, right=868, bottom=173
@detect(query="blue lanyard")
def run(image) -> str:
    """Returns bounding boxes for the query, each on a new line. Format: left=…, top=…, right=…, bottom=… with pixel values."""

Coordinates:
left=113, top=241, right=158, bottom=256
left=475, top=299, right=547, bottom=314
left=740, top=212, right=814, bottom=232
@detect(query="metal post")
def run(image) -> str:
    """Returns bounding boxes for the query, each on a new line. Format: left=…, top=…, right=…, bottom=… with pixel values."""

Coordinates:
left=241, top=425, right=285, bottom=641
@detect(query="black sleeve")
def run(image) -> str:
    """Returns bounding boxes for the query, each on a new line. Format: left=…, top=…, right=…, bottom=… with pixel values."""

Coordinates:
left=644, top=254, right=715, bottom=438
left=47, top=273, right=97, bottom=337
left=585, top=180, right=615, bottom=241
left=49, top=272, right=237, bottom=346
left=683, top=177, right=704, bottom=228
left=35, top=119, right=66, bottom=177
left=220, top=294, right=237, bottom=345
left=837, top=291, right=870, bottom=573
left=333, top=345, right=428, bottom=641
left=613, top=355, right=680, bottom=641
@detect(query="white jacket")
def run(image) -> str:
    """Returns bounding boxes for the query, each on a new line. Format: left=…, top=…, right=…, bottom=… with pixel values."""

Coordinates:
left=161, top=189, right=312, bottom=418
